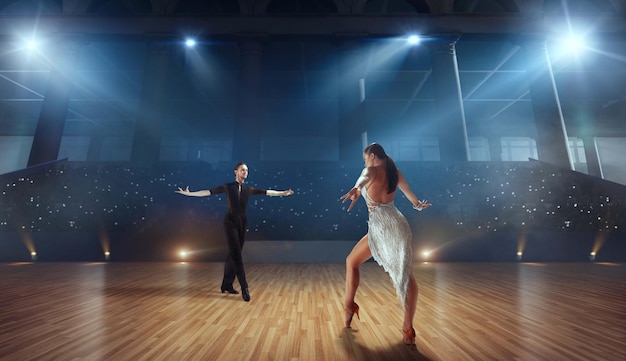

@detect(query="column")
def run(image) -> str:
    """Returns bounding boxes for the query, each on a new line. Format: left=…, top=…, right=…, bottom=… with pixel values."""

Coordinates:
left=232, top=37, right=264, bottom=162
left=130, top=41, right=172, bottom=162
left=428, top=40, right=470, bottom=162
left=488, top=135, right=502, bottom=161
left=187, top=138, right=201, bottom=161
left=522, top=39, right=574, bottom=170
left=337, top=39, right=367, bottom=161
left=581, top=135, right=602, bottom=177
left=87, top=133, right=103, bottom=161
left=28, top=38, right=83, bottom=166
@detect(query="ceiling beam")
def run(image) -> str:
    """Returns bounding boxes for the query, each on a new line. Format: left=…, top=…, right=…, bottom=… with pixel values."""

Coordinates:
left=0, top=14, right=624, bottom=40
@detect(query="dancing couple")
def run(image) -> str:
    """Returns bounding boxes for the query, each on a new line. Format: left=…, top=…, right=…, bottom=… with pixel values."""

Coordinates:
left=177, top=143, right=431, bottom=347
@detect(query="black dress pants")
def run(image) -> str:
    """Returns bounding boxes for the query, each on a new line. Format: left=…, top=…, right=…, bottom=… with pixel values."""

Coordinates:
left=221, top=213, right=247, bottom=289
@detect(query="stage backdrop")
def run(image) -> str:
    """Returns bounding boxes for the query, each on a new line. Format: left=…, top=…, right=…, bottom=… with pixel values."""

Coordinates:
left=1, top=160, right=624, bottom=262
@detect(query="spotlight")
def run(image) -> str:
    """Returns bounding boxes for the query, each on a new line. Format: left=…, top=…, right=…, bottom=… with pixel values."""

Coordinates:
left=407, top=35, right=421, bottom=45
left=185, top=38, right=197, bottom=48
left=104, top=251, right=110, bottom=261
left=26, top=40, right=38, bottom=51
left=563, top=34, right=585, bottom=54
left=517, top=251, right=523, bottom=261
left=422, top=250, right=432, bottom=260
left=179, top=250, right=188, bottom=261
left=589, top=251, right=596, bottom=262
left=30, top=251, right=37, bottom=261
left=551, top=33, right=589, bottom=58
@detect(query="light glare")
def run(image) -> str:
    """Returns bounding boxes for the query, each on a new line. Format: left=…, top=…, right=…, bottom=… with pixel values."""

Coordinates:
left=564, top=35, right=585, bottom=53
left=407, top=35, right=421, bottom=45
left=26, top=40, right=37, bottom=51
left=552, top=33, right=588, bottom=58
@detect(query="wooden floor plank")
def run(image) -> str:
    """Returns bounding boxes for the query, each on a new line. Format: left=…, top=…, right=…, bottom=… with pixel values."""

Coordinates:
left=0, top=262, right=624, bottom=361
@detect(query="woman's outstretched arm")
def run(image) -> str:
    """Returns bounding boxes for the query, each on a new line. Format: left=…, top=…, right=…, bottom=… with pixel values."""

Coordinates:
left=397, top=170, right=431, bottom=210
left=340, top=167, right=371, bottom=212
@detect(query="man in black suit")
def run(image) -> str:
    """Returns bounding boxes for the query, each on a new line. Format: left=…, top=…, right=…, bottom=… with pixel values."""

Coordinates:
left=177, top=162, right=294, bottom=302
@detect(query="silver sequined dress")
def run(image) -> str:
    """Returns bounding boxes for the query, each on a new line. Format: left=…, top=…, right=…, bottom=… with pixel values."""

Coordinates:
left=362, top=187, right=413, bottom=309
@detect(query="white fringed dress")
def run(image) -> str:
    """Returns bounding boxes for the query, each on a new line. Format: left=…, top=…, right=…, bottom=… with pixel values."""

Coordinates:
left=362, top=187, right=413, bottom=309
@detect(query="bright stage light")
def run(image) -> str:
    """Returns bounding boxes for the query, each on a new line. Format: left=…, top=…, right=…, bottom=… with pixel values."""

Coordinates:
left=551, top=32, right=589, bottom=58
left=517, top=251, right=523, bottom=261
left=407, top=35, right=421, bottom=45
left=26, top=40, right=38, bottom=51
left=30, top=251, right=37, bottom=261
left=104, top=251, right=110, bottom=261
left=185, top=38, right=197, bottom=48
left=589, top=251, right=596, bottom=262
left=422, top=250, right=432, bottom=260
left=564, top=34, right=586, bottom=54
left=179, top=250, right=188, bottom=260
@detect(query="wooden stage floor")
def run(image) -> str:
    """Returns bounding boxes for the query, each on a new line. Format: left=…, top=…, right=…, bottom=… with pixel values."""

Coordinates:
left=0, top=262, right=624, bottom=361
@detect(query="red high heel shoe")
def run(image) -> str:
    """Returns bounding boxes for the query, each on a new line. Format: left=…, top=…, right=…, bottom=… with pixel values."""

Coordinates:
left=402, top=327, right=416, bottom=346
left=345, top=302, right=360, bottom=328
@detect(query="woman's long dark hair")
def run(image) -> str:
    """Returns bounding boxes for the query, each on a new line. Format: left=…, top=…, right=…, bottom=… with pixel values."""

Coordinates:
left=364, top=143, right=398, bottom=194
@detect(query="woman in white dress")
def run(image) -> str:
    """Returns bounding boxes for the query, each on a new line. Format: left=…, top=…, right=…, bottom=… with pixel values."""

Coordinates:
left=340, top=143, right=431, bottom=346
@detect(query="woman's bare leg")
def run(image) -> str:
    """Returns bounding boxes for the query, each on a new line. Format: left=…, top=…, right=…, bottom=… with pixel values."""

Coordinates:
left=344, top=235, right=372, bottom=315
left=403, top=274, right=419, bottom=337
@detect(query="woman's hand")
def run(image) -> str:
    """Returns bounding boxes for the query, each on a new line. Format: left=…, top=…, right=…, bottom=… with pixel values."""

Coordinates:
left=413, top=199, right=432, bottom=211
left=340, top=188, right=361, bottom=212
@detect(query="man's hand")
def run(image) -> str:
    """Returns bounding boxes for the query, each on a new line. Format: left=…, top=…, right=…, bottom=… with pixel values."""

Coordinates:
left=176, top=186, right=191, bottom=195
